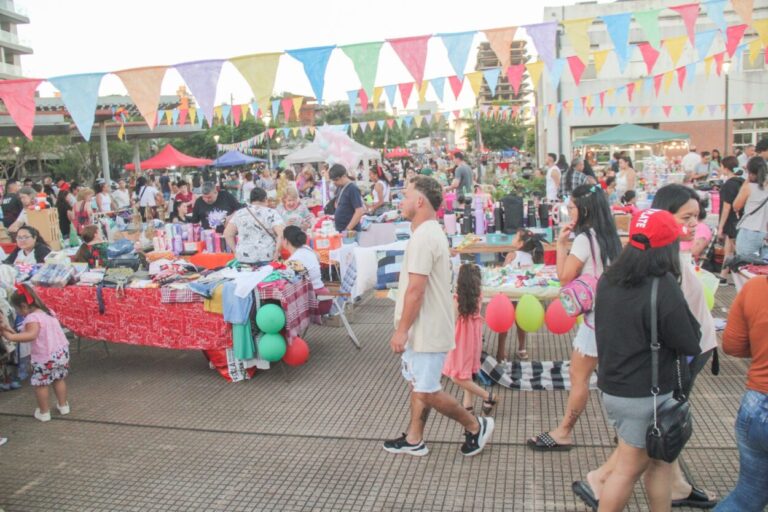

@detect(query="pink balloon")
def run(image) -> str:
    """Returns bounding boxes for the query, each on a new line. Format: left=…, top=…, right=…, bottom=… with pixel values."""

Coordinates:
left=485, top=294, right=515, bottom=333
left=545, top=300, right=577, bottom=334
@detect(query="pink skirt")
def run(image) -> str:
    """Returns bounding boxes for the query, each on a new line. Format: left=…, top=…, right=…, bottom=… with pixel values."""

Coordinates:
left=442, top=314, right=483, bottom=380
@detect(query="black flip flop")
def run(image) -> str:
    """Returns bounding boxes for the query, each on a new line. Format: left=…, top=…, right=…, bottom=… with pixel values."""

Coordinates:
left=671, top=486, right=718, bottom=509
left=526, top=432, right=574, bottom=451
left=572, top=481, right=598, bottom=511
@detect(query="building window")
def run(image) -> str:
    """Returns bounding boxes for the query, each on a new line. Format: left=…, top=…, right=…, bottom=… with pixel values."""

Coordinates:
left=742, top=47, right=765, bottom=72
left=733, top=118, right=768, bottom=150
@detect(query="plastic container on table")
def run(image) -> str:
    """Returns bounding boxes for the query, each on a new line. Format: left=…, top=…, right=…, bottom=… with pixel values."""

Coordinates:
left=486, top=233, right=514, bottom=245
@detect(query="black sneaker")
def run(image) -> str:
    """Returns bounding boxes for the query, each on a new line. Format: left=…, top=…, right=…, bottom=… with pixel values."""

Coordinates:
left=383, top=433, right=429, bottom=456
left=718, top=277, right=729, bottom=286
left=460, top=416, right=495, bottom=457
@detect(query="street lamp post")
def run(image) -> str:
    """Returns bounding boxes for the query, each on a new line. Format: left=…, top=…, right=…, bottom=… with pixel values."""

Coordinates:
left=213, top=134, right=220, bottom=155
left=723, top=61, right=731, bottom=154
left=12, top=145, right=20, bottom=178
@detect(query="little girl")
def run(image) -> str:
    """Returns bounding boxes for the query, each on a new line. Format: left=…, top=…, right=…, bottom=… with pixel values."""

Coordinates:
left=443, top=264, right=498, bottom=415
left=1, top=284, right=70, bottom=422
left=499, top=229, right=545, bottom=362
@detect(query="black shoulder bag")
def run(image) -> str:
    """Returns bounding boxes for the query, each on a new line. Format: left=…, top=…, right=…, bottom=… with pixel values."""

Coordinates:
left=646, top=277, right=694, bottom=463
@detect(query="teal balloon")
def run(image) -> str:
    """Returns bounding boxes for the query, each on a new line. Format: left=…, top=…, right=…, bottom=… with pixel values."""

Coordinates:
left=256, top=303, right=286, bottom=334
left=258, top=333, right=286, bottom=362
left=516, top=294, right=545, bottom=333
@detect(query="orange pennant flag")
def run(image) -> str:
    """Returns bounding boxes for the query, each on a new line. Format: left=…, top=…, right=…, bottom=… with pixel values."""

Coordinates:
left=732, top=0, right=753, bottom=27
left=115, top=66, right=167, bottom=129
left=483, top=27, right=517, bottom=69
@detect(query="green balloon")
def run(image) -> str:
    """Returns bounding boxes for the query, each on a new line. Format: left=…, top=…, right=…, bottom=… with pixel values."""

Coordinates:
left=256, top=303, right=286, bottom=334
left=516, top=294, right=545, bottom=333
left=258, top=333, right=286, bottom=362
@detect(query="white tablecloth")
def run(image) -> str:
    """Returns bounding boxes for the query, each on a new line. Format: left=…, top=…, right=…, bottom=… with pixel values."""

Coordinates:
left=330, top=241, right=409, bottom=298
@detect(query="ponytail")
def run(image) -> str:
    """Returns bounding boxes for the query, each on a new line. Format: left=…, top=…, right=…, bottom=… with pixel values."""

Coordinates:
left=10, top=283, right=52, bottom=315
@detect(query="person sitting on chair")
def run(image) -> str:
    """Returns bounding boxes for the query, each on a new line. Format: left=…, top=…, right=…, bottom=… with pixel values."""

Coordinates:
left=281, top=225, right=333, bottom=315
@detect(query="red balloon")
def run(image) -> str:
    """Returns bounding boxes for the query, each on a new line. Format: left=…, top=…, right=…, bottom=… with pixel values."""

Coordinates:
left=545, top=300, right=577, bottom=334
left=485, top=294, right=516, bottom=333
left=283, top=337, right=310, bottom=366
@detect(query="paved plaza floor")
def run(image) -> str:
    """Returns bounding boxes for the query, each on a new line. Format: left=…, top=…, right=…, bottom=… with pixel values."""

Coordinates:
left=0, top=285, right=746, bottom=511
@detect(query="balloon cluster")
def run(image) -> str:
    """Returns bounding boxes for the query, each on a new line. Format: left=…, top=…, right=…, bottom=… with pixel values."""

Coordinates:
left=485, top=293, right=577, bottom=335
left=315, top=126, right=366, bottom=170
left=255, top=303, right=310, bottom=366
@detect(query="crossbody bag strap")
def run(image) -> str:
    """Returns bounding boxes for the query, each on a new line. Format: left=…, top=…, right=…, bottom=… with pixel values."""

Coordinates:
left=586, top=231, right=598, bottom=276
left=245, top=205, right=277, bottom=242
left=650, top=277, right=660, bottom=431
left=737, top=193, right=768, bottom=228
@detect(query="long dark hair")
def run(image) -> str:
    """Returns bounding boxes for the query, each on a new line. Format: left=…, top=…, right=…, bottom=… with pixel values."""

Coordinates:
left=517, top=229, right=544, bottom=264
left=570, top=184, right=622, bottom=267
left=556, top=154, right=568, bottom=171
left=746, top=155, right=767, bottom=190
left=10, top=283, right=53, bottom=315
left=604, top=242, right=681, bottom=287
left=651, top=184, right=699, bottom=214
left=456, top=263, right=481, bottom=318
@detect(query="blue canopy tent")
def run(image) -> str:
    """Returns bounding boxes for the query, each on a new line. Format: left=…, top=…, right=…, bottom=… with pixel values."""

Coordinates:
left=212, top=150, right=267, bottom=168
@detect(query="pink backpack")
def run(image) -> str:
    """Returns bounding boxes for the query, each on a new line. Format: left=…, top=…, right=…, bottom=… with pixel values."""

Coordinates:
left=559, top=236, right=598, bottom=327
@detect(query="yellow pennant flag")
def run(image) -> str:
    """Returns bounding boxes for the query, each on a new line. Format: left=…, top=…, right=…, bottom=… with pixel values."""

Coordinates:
left=753, top=19, right=768, bottom=47
left=696, top=104, right=706, bottom=115
left=418, top=80, right=429, bottom=103
left=117, top=123, right=126, bottom=141
left=373, top=86, right=383, bottom=108
left=466, top=71, right=484, bottom=97
left=229, top=53, right=282, bottom=114
left=606, top=88, right=615, bottom=98
left=704, top=56, right=714, bottom=77
left=214, top=106, right=222, bottom=122
left=664, top=36, right=688, bottom=67
left=585, top=95, right=592, bottom=108
left=292, top=127, right=299, bottom=137
left=189, top=108, right=197, bottom=125
left=562, top=17, right=594, bottom=64
left=165, top=110, right=174, bottom=125
left=526, top=61, right=545, bottom=90
left=617, top=106, right=626, bottom=115
left=241, top=104, right=249, bottom=121
left=749, top=39, right=763, bottom=65
left=592, top=49, right=611, bottom=75
left=662, top=71, right=674, bottom=93
left=292, top=96, right=304, bottom=118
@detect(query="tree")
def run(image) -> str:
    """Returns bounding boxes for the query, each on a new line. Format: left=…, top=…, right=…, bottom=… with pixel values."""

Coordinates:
left=465, top=118, right=531, bottom=151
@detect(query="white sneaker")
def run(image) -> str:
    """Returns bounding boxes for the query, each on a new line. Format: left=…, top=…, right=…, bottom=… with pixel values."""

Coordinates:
left=56, top=402, right=70, bottom=415
left=34, top=408, right=51, bottom=422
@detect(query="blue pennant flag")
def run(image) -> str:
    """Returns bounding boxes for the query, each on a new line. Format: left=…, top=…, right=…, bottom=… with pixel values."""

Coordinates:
left=282, top=127, right=290, bottom=138
left=171, top=108, right=180, bottom=125
left=686, top=63, right=697, bottom=85
left=733, top=45, right=745, bottom=69
left=685, top=105, right=695, bottom=116
left=377, top=119, right=385, bottom=130
left=555, top=103, right=562, bottom=116
left=49, top=73, right=105, bottom=141
left=695, top=29, right=719, bottom=60
left=221, top=104, right=231, bottom=123
left=643, top=76, right=654, bottom=95
left=548, top=58, right=566, bottom=88
left=430, top=77, right=446, bottom=101
left=607, top=105, right=617, bottom=116
left=383, top=84, right=397, bottom=106
left=705, top=0, right=727, bottom=32
left=286, top=45, right=336, bottom=104
left=439, top=31, right=477, bottom=78
left=347, top=90, right=358, bottom=113
left=404, top=115, right=414, bottom=128
left=340, top=123, right=349, bottom=132
left=271, top=99, right=280, bottom=120
left=601, top=13, right=632, bottom=73
left=483, top=68, right=500, bottom=97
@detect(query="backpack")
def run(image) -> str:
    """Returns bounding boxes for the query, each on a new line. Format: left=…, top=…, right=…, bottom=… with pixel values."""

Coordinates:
left=559, top=234, right=599, bottom=327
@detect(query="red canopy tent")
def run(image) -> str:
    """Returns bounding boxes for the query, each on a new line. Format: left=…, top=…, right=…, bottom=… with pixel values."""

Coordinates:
left=384, top=147, right=411, bottom=159
left=124, top=144, right=213, bottom=171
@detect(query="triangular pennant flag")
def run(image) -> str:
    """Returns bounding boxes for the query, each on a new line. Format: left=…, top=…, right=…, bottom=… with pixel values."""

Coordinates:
left=592, top=49, right=610, bottom=75
left=685, top=63, right=696, bottom=85
left=240, top=104, right=249, bottom=122
left=387, top=35, right=431, bottom=85
left=340, top=42, right=383, bottom=97
left=0, top=79, right=41, bottom=140
left=267, top=128, right=275, bottom=138
left=744, top=102, right=754, bottom=115
left=359, top=121, right=367, bottom=133
left=562, top=18, right=594, bottom=63
left=525, top=22, right=557, bottom=70
left=175, top=60, right=224, bottom=126
left=638, top=43, right=660, bottom=74
left=398, top=82, right=414, bottom=107
left=231, top=53, right=282, bottom=110
left=696, top=105, right=706, bottom=115
left=664, top=36, right=688, bottom=67
left=640, top=106, right=651, bottom=116
left=506, top=64, right=526, bottom=95
left=178, top=109, right=188, bottom=126
left=548, top=58, right=566, bottom=88
left=417, top=81, right=428, bottom=103
left=165, top=109, right=174, bottom=125
left=386, top=118, right=395, bottom=129
left=483, top=27, right=517, bottom=69
left=525, top=61, right=544, bottom=90
left=271, top=99, right=280, bottom=120
left=704, top=0, right=728, bottom=32
left=704, top=56, right=714, bottom=77
left=383, top=84, right=397, bottom=106
left=753, top=19, right=768, bottom=47
left=117, top=123, right=125, bottom=140
left=291, top=127, right=299, bottom=137
left=115, top=66, right=167, bottom=130
left=483, top=68, right=500, bottom=96
left=232, top=105, right=241, bottom=126
left=726, top=24, right=748, bottom=57
left=49, top=73, right=105, bottom=141
left=439, top=31, right=476, bottom=78
left=219, top=105, right=230, bottom=123
left=189, top=108, right=197, bottom=125
left=347, top=90, right=358, bottom=113
left=404, top=116, right=414, bottom=128
left=358, top=89, right=369, bottom=112
left=607, top=105, right=616, bottom=116
left=414, top=115, right=423, bottom=127
left=430, top=77, right=445, bottom=101
left=653, top=74, right=664, bottom=96
left=395, top=117, right=403, bottom=128
left=424, top=114, right=432, bottom=125
left=448, top=75, right=464, bottom=99
left=694, top=29, right=719, bottom=60
left=287, top=46, right=336, bottom=103
left=662, top=71, right=674, bottom=93
left=732, top=0, right=754, bottom=27
left=372, top=86, right=383, bottom=108
left=601, top=13, right=632, bottom=72
left=377, top=120, right=385, bottom=130
left=733, top=44, right=746, bottom=68
left=629, top=106, right=638, bottom=116
left=300, top=126, right=309, bottom=137
left=634, top=9, right=662, bottom=49
left=567, top=56, right=586, bottom=85
left=281, top=127, right=290, bottom=138
left=676, top=66, right=687, bottom=90
left=466, top=71, right=484, bottom=97
left=748, top=38, right=763, bottom=66
left=280, top=97, right=293, bottom=122
left=626, top=81, right=636, bottom=101
left=598, top=91, right=606, bottom=107
left=714, top=52, right=725, bottom=75
left=368, top=120, right=376, bottom=130
left=292, top=96, right=303, bottom=118
left=556, top=103, right=563, bottom=116
left=670, top=4, right=700, bottom=44
left=662, top=105, right=672, bottom=117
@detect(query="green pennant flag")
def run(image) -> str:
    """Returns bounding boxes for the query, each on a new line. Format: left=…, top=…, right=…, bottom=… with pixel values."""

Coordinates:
left=634, top=9, right=662, bottom=49
left=341, top=42, right=384, bottom=98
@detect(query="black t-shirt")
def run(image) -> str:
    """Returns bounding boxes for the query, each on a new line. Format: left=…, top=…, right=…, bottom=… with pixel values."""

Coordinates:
left=159, top=175, right=171, bottom=194
left=1, top=193, right=22, bottom=228
left=333, top=182, right=364, bottom=232
left=719, top=176, right=744, bottom=231
left=191, top=190, right=241, bottom=232
left=595, top=273, right=702, bottom=398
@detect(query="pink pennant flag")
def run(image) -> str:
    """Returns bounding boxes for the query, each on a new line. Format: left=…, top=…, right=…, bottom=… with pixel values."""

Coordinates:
left=580, top=96, right=588, bottom=109
left=0, top=78, right=42, bottom=140
left=448, top=76, right=463, bottom=99
left=358, top=89, right=369, bottom=113
left=586, top=106, right=594, bottom=116
left=663, top=105, right=672, bottom=117
left=638, top=43, right=660, bottom=75
left=386, top=119, right=395, bottom=129
left=178, top=109, right=188, bottom=125
left=281, top=98, right=293, bottom=122
left=670, top=4, right=700, bottom=44
left=387, top=35, right=431, bottom=85
left=452, top=110, right=460, bottom=120
left=653, top=74, right=664, bottom=96
left=232, top=105, right=242, bottom=126
left=726, top=24, right=748, bottom=58
left=267, top=128, right=275, bottom=138
left=676, top=66, right=687, bottom=91
left=744, top=102, right=754, bottom=114
left=398, top=82, right=414, bottom=107
left=714, top=52, right=725, bottom=75
left=511, top=105, right=520, bottom=118
left=598, top=91, right=606, bottom=108
left=626, top=81, right=636, bottom=101
left=567, top=56, right=586, bottom=85
left=506, top=64, right=525, bottom=95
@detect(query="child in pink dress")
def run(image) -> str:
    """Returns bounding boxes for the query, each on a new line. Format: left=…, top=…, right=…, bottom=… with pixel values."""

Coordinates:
left=1, top=284, right=70, bottom=422
left=443, top=264, right=498, bottom=415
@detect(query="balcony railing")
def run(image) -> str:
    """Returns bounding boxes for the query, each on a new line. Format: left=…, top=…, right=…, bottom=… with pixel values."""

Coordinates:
left=0, top=0, right=28, bottom=17
left=0, top=61, right=23, bottom=77
left=0, top=29, right=30, bottom=50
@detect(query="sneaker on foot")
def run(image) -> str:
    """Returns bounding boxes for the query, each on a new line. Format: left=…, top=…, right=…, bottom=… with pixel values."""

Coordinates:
left=0, top=437, right=7, bottom=446
left=56, top=402, right=70, bottom=415
left=9, top=380, right=21, bottom=390
left=34, top=408, right=51, bottom=422
left=383, top=433, right=429, bottom=456
left=718, top=277, right=729, bottom=286
left=461, top=416, right=495, bottom=457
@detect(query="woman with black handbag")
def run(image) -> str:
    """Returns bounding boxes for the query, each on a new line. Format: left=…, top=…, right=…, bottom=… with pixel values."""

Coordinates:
left=573, top=209, right=702, bottom=511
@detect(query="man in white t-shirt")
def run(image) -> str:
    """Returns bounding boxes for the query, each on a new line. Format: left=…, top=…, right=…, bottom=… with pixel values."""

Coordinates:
left=545, top=152, right=560, bottom=202
left=737, top=144, right=754, bottom=168
left=384, top=176, right=494, bottom=458
left=112, top=180, right=131, bottom=210
left=681, top=147, right=701, bottom=175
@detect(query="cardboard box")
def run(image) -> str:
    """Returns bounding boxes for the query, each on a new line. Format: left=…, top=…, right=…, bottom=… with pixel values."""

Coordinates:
left=26, top=208, right=62, bottom=250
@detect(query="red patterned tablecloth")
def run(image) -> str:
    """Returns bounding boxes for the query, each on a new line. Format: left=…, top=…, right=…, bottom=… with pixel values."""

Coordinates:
left=259, top=278, right=320, bottom=340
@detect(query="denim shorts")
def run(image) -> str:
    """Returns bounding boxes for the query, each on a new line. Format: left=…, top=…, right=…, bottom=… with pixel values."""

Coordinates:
left=736, top=228, right=768, bottom=259
left=401, top=347, right=447, bottom=393
left=572, top=322, right=597, bottom=358
left=602, top=391, right=674, bottom=449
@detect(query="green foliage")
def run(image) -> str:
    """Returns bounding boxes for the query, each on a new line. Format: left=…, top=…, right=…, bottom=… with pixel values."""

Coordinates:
left=491, top=174, right=546, bottom=201
left=465, top=118, right=531, bottom=151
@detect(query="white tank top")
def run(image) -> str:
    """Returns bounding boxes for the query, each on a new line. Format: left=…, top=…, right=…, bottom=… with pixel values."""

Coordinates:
left=546, top=166, right=559, bottom=201
left=615, top=172, right=629, bottom=196
left=373, top=179, right=390, bottom=204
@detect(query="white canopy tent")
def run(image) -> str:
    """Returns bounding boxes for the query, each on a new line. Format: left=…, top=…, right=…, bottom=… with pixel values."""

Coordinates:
left=284, top=135, right=382, bottom=167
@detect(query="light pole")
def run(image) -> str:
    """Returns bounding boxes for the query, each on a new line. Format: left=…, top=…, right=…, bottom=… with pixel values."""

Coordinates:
left=723, top=60, right=731, bottom=155
left=12, top=145, right=20, bottom=178
left=213, top=134, right=220, bottom=155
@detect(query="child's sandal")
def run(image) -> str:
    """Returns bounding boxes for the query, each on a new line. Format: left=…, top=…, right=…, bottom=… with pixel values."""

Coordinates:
left=482, top=392, right=498, bottom=415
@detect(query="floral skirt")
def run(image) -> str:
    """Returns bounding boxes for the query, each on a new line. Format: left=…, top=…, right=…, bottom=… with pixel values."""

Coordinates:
left=31, top=347, right=69, bottom=387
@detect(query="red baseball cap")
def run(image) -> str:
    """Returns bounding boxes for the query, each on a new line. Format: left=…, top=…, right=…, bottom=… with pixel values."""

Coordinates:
left=629, top=209, right=683, bottom=250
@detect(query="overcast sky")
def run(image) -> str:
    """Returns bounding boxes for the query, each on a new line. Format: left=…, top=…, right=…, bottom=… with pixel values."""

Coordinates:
left=15, top=0, right=598, bottom=110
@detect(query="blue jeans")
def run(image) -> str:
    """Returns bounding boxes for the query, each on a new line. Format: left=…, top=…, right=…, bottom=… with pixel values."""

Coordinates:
left=735, top=228, right=768, bottom=259
left=716, top=390, right=768, bottom=511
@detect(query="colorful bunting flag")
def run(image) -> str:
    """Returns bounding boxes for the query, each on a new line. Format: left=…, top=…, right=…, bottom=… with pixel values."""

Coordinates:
left=292, top=96, right=303, bottom=118
left=753, top=18, right=768, bottom=47
left=567, top=56, right=586, bottom=85
left=732, top=0, right=754, bottom=27
left=704, top=0, right=728, bottom=32
left=280, top=97, right=293, bottom=122
left=175, top=60, right=224, bottom=126
left=548, top=58, right=566, bottom=88
left=232, top=105, right=241, bottom=126
left=115, top=66, right=166, bottom=129
left=525, top=22, right=557, bottom=70
left=440, top=31, right=476, bottom=78
left=748, top=39, right=763, bottom=65
left=448, top=75, right=463, bottom=99
left=346, top=90, right=358, bottom=113
left=399, top=82, right=414, bottom=107
left=383, top=84, right=397, bottom=106
left=670, top=4, right=700, bottom=45
left=430, top=77, right=445, bottom=101
left=286, top=46, right=336, bottom=103
left=676, top=66, right=687, bottom=90
left=634, top=9, right=662, bottom=49
left=562, top=17, right=594, bottom=64
left=271, top=99, right=280, bottom=120
left=0, top=79, right=42, bottom=140
left=638, top=43, right=660, bottom=74
left=726, top=24, right=748, bottom=57
left=483, top=27, right=517, bottom=69
left=340, top=42, right=383, bottom=97
left=387, top=35, right=430, bottom=85
left=358, top=89, right=369, bottom=112
left=506, top=64, right=525, bottom=95
left=373, top=86, right=383, bottom=107
left=230, top=53, right=281, bottom=110
left=626, top=81, right=636, bottom=101
left=664, top=36, right=688, bottom=67
left=466, top=71, right=484, bottom=97
left=592, top=49, right=610, bottom=75
left=49, top=73, right=105, bottom=141
left=526, top=61, right=544, bottom=90
left=601, top=13, right=632, bottom=72
left=482, top=68, right=500, bottom=96
left=662, top=71, right=674, bottom=93
left=694, top=29, right=719, bottom=61
left=418, top=81, right=428, bottom=103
